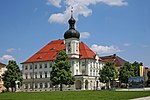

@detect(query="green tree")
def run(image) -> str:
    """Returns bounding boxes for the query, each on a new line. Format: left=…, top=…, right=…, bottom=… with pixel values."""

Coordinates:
left=148, top=71, right=150, bottom=80
left=2, top=60, right=22, bottom=92
left=50, top=50, right=74, bottom=91
left=119, top=62, right=134, bottom=87
left=99, top=62, right=118, bottom=89
left=132, top=61, right=143, bottom=76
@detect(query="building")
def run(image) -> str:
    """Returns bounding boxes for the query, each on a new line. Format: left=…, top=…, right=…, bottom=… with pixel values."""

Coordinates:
left=21, top=13, right=104, bottom=91
left=0, top=62, right=6, bottom=92
left=100, top=54, right=128, bottom=71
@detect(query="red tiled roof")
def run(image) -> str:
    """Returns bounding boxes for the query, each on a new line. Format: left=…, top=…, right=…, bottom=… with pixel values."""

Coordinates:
left=22, top=39, right=96, bottom=64
left=79, top=42, right=96, bottom=59
left=100, top=54, right=127, bottom=67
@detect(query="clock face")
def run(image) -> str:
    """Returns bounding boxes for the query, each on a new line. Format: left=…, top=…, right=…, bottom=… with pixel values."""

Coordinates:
left=68, top=42, right=71, bottom=53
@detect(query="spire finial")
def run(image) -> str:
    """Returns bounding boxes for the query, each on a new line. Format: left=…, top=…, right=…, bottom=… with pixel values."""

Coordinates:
left=68, top=6, right=75, bottom=29
left=71, top=6, right=73, bottom=17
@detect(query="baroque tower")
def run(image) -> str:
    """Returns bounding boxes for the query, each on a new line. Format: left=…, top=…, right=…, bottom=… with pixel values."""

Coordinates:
left=64, top=9, right=80, bottom=58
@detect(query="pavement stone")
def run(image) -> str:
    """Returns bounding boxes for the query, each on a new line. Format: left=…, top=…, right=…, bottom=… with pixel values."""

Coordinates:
left=129, top=96, right=150, bottom=100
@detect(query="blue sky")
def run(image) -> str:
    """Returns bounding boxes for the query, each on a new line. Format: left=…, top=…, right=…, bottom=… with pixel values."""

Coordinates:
left=0, top=0, right=150, bottom=68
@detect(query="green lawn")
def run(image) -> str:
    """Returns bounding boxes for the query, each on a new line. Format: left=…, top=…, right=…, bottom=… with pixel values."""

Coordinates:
left=0, top=90, right=150, bottom=100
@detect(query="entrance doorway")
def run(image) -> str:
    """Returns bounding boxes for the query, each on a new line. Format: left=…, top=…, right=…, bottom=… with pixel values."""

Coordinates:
left=75, top=80, right=81, bottom=90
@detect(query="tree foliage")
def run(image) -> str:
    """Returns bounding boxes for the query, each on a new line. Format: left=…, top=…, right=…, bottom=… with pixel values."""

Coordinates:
left=119, top=62, right=134, bottom=86
left=50, top=50, right=74, bottom=91
left=2, top=60, right=22, bottom=92
left=148, top=71, right=150, bottom=80
left=132, top=61, right=143, bottom=77
left=99, top=62, right=118, bottom=89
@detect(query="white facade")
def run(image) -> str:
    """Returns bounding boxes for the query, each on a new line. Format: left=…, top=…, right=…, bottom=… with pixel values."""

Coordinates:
left=22, top=58, right=104, bottom=91
left=0, top=64, right=7, bottom=92
left=21, top=39, right=105, bottom=91
left=22, top=61, right=53, bottom=91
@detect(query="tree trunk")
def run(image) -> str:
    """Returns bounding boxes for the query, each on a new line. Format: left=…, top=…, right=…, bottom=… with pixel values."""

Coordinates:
left=11, top=87, right=13, bottom=92
left=60, top=83, right=63, bottom=91
left=6, top=87, right=9, bottom=92
left=107, top=81, right=111, bottom=89
left=126, top=83, right=128, bottom=88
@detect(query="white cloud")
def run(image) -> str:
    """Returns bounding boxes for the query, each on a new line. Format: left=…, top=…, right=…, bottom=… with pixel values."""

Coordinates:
left=124, top=43, right=130, bottom=47
left=100, top=0, right=128, bottom=6
left=81, top=32, right=90, bottom=39
left=90, top=44, right=121, bottom=54
left=0, top=55, right=15, bottom=62
left=48, top=0, right=128, bottom=24
left=6, top=48, right=16, bottom=53
left=6, top=48, right=21, bottom=53
left=47, top=0, right=62, bottom=8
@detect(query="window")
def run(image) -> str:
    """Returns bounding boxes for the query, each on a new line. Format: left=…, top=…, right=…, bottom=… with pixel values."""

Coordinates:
left=96, top=70, right=98, bottom=76
left=49, top=63, right=52, bottom=68
left=30, top=65, right=32, bottom=70
left=25, top=84, right=28, bottom=89
left=68, top=42, right=71, bottom=53
left=30, top=73, right=32, bottom=79
left=96, top=63, right=98, bottom=68
left=40, top=72, right=42, bottom=78
left=90, top=62, right=92, bottom=68
left=76, top=69, right=78, bottom=75
left=44, top=64, right=47, bottom=68
left=40, top=83, right=43, bottom=88
left=35, top=83, right=38, bottom=89
left=93, top=70, right=95, bottom=76
left=35, top=72, right=37, bottom=79
left=76, top=43, right=79, bottom=52
left=35, top=64, right=37, bottom=69
left=40, top=64, right=42, bottom=69
left=90, top=69, right=92, bottom=76
left=25, top=66, right=28, bottom=70
left=82, top=62, right=85, bottom=66
left=76, top=63, right=78, bottom=67
left=25, top=73, right=28, bottom=79
left=45, top=71, right=47, bottom=78
left=45, top=83, right=48, bottom=88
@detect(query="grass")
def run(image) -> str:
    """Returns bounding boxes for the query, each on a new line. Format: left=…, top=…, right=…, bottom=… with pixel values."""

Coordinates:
left=0, top=90, right=150, bottom=100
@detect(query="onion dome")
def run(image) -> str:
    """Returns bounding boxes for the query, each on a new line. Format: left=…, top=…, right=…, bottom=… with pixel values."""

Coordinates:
left=64, top=10, right=80, bottom=39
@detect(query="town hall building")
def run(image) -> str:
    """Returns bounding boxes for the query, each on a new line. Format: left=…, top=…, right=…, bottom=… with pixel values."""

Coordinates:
left=21, top=12, right=105, bottom=91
